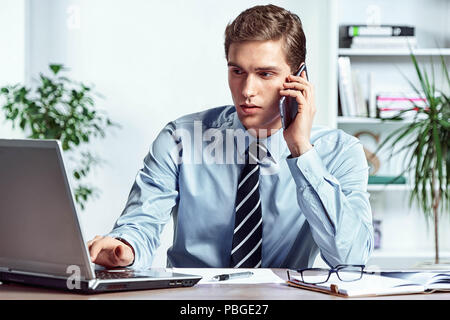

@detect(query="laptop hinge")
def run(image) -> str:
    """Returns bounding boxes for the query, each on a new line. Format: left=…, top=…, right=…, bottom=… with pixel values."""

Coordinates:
left=89, top=279, right=100, bottom=290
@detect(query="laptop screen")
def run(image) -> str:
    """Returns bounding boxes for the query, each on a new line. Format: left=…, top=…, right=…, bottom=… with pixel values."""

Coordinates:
left=0, top=140, right=94, bottom=280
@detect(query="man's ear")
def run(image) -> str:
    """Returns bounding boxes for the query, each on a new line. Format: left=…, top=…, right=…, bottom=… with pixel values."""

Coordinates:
left=297, top=62, right=306, bottom=74
left=290, top=62, right=305, bottom=75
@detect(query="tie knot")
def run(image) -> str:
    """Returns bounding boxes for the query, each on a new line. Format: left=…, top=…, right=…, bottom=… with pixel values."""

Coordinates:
left=246, top=141, right=268, bottom=165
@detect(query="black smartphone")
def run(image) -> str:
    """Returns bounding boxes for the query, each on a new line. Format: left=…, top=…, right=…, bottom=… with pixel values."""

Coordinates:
left=279, top=64, right=308, bottom=130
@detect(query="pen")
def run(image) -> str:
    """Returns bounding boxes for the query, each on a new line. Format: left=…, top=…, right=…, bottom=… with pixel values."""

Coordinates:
left=212, top=271, right=254, bottom=281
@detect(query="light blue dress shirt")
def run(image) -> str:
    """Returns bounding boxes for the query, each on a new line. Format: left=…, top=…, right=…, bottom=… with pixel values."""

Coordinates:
left=107, top=105, right=374, bottom=269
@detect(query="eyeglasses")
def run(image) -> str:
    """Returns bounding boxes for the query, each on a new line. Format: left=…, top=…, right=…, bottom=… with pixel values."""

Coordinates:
left=287, top=265, right=365, bottom=284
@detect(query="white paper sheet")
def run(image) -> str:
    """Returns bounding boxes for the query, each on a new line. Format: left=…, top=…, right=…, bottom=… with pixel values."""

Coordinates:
left=172, top=268, right=285, bottom=284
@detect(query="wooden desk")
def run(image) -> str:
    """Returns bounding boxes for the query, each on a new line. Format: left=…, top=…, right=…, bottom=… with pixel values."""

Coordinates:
left=1, top=269, right=449, bottom=300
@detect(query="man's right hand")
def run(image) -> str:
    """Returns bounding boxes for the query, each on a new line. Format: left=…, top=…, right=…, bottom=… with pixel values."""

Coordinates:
left=87, top=235, right=135, bottom=268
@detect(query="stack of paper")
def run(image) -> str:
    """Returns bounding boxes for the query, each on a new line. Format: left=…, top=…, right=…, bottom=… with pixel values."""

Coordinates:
left=287, top=271, right=450, bottom=297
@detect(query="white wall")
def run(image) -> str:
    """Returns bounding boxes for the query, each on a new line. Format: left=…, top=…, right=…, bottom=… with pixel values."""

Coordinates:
left=0, top=0, right=25, bottom=85
left=2, top=0, right=337, bottom=267
left=0, top=0, right=26, bottom=138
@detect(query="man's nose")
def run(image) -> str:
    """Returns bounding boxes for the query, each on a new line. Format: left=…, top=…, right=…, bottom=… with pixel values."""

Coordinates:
left=242, top=74, right=257, bottom=99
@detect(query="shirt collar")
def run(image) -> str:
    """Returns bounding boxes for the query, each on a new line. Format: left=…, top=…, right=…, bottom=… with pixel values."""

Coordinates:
left=231, top=112, right=289, bottom=164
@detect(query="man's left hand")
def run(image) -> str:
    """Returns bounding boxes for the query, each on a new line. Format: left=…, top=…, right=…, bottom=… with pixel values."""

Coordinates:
left=279, top=70, right=316, bottom=158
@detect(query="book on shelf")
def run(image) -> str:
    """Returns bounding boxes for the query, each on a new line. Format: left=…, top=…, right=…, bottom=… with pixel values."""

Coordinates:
left=378, top=108, right=428, bottom=119
left=376, top=93, right=429, bottom=119
left=350, top=36, right=417, bottom=49
left=368, top=72, right=377, bottom=118
left=287, top=270, right=450, bottom=298
left=346, top=25, right=415, bottom=38
left=337, top=57, right=367, bottom=117
left=368, top=175, right=406, bottom=185
left=338, top=56, right=355, bottom=117
left=352, top=69, right=368, bottom=117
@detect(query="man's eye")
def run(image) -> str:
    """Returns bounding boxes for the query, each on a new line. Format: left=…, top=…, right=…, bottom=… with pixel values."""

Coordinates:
left=260, top=72, right=273, bottom=78
left=232, top=69, right=244, bottom=75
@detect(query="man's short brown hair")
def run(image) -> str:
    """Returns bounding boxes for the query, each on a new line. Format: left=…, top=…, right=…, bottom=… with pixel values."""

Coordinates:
left=224, top=4, right=306, bottom=73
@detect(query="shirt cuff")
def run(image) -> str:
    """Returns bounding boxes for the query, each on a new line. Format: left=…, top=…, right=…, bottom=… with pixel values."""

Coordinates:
left=106, top=229, right=142, bottom=269
left=286, top=147, right=336, bottom=189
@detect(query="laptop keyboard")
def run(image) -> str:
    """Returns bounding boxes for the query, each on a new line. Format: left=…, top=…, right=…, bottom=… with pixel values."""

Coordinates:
left=95, top=269, right=137, bottom=279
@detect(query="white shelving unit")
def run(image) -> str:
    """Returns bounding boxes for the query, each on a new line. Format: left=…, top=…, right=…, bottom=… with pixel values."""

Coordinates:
left=337, top=116, right=415, bottom=124
left=338, top=48, right=450, bottom=56
left=335, top=0, right=450, bottom=268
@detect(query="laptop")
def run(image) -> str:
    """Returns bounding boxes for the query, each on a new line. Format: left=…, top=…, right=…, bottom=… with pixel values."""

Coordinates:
left=0, top=139, right=201, bottom=293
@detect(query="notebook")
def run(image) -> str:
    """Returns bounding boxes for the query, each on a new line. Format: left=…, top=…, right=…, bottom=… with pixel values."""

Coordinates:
left=287, top=270, right=450, bottom=297
left=0, top=139, right=202, bottom=293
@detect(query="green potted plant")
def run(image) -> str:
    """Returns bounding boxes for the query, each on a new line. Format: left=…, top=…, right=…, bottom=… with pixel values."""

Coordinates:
left=376, top=53, right=449, bottom=265
left=0, top=64, right=119, bottom=210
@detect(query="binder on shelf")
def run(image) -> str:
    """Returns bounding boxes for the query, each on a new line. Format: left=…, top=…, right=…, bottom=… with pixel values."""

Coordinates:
left=340, top=24, right=416, bottom=49
left=368, top=175, right=406, bottom=185
left=346, top=25, right=415, bottom=38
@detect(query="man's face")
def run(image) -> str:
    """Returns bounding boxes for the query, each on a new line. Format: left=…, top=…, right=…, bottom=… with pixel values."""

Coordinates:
left=227, top=39, right=291, bottom=136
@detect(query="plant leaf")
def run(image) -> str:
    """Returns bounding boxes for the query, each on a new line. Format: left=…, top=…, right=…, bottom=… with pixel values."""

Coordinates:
left=49, top=64, right=64, bottom=75
left=439, top=54, right=450, bottom=92
left=432, top=121, right=444, bottom=184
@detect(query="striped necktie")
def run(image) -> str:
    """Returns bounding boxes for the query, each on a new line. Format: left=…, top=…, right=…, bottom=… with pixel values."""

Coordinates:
left=230, top=140, right=267, bottom=268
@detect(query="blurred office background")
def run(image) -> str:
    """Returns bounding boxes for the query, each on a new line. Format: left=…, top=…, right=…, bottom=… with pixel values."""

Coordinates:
left=1, top=0, right=449, bottom=268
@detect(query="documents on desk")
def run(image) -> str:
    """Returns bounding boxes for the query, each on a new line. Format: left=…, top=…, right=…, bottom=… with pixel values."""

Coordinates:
left=287, top=270, right=450, bottom=297
left=172, top=268, right=285, bottom=284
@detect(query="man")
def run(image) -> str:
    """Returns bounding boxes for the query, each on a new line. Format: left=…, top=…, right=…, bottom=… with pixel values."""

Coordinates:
left=88, top=4, right=373, bottom=269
